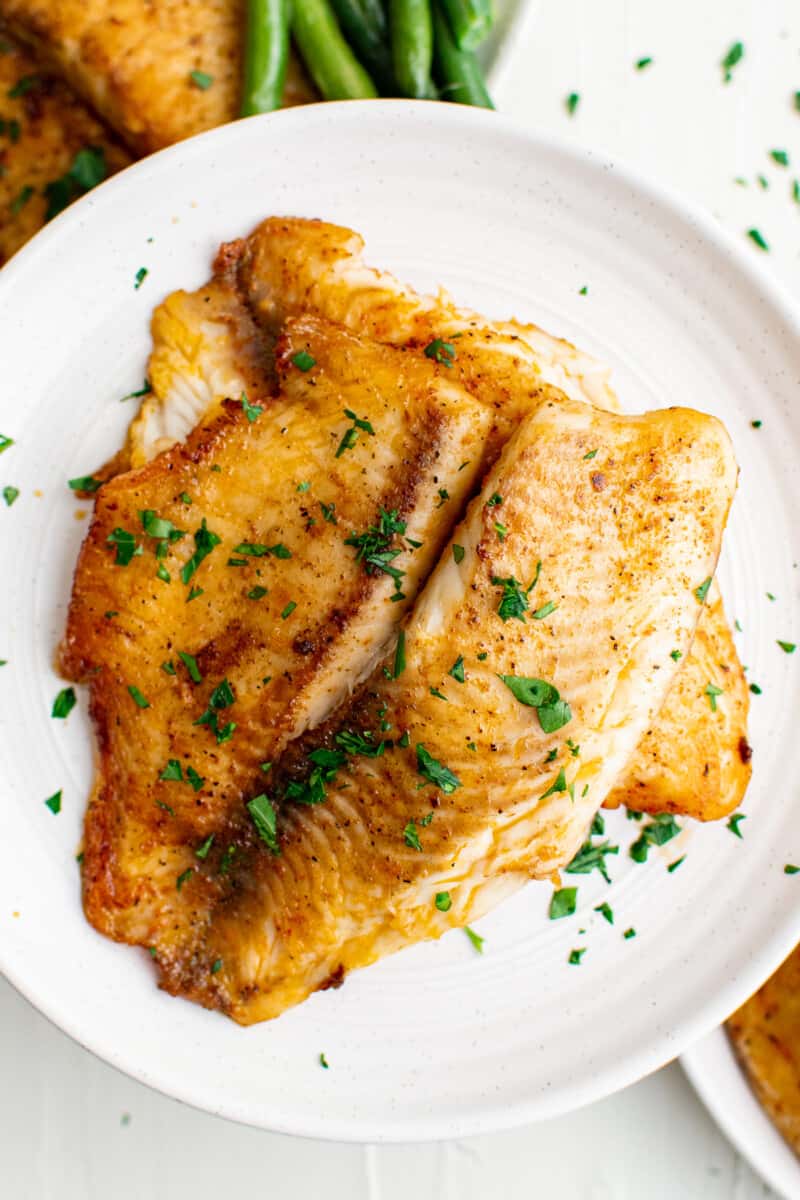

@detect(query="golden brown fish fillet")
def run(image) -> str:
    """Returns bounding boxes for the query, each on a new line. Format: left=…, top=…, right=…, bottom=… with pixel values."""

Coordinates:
left=605, top=583, right=751, bottom=820
left=0, top=33, right=130, bottom=264
left=60, top=315, right=491, bottom=945
left=0, top=0, right=314, bottom=156
left=125, top=216, right=750, bottom=824
left=158, top=395, right=737, bottom=1023
left=727, top=946, right=800, bottom=1158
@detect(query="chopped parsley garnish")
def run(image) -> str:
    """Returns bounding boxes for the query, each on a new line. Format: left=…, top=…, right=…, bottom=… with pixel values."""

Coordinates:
left=281, top=600, right=297, bottom=619
left=247, top=586, right=268, bottom=600
left=68, top=474, right=102, bottom=493
left=187, top=586, right=204, bottom=602
left=464, top=927, right=484, bottom=953
left=667, top=855, right=686, bottom=873
left=404, top=821, right=423, bottom=851
left=498, top=675, right=572, bottom=734
left=156, top=561, right=171, bottom=585
left=119, top=381, right=152, bottom=402
left=727, top=813, right=747, bottom=839
left=583, top=448, right=598, bottom=460
left=594, top=901, right=614, bottom=924
left=393, top=630, right=406, bottom=678
left=162, top=661, right=176, bottom=675
left=284, top=747, right=347, bottom=807
left=335, top=408, right=375, bottom=457
left=627, top=809, right=643, bottom=821
left=232, top=540, right=291, bottom=558
left=134, top=267, right=148, bottom=289
left=51, top=687, right=77, bottom=719
left=579, top=285, right=588, bottom=295
left=635, top=56, right=653, bottom=69
left=549, top=886, right=577, bottom=919
left=568, top=948, right=586, bottom=965
left=181, top=519, right=221, bottom=583
left=749, top=682, right=761, bottom=695
left=494, top=522, right=507, bottom=540
left=623, top=928, right=636, bottom=940
left=176, top=867, right=193, bottom=891
left=565, top=92, right=580, bottom=116
left=435, top=891, right=452, bottom=912
left=195, top=834, right=215, bottom=860
left=239, top=392, right=263, bottom=422
left=320, top=501, right=337, bottom=524
left=319, top=1052, right=329, bottom=1069
left=247, top=793, right=280, bottom=853
left=531, top=600, right=558, bottom=620
left=423, top=338, right=457, bottom=367
left=139, top=509, right=185, bottom=541
left=540, top=767, right=568, bottom=801
left=452, top=544, right=465, bottom=564
left=107, top=527, right=142, bottom=566
left=448, top=655, right=465, bottom=683
left=721, top=41, right=744, bottom=82
left=566, top=838, right=619, bottom=884
left=178, top=651, right=202, bottom=683
left=345, top=507, right=407, bottom=592
left=44, top=146, right=106, bottom=220
left=128, top=685, right=150, bottom=709
left=778, top=640, right=796, bottom=654
left=784, top=864, right=800, bottom=875
left=159, top=760, right=183, bottom=782
left=186, top=767, right=204, bottom=792
left=336, top=729, right=387, bottom=757
left=189, top=69, right=214, bottom=89
left=476, top=651, right=488, bottom=661
left=211, top=958, right=223, bottom=974
left=44, top=790, right=62, bottom=815
left=670, top=649, right=682, bottom=661
left=0, top=434, right=13, bottom=454
left=770, top=149, right=789, bottom=166
left=180, top=493, right=192, bottom=505
left=704, top=682, right=723, bottom=711
left=3, top=486, right=19, bottom=506
left=747, top=228, right=769, bottom=251
left=486, top=493, right=502, bottom=508
left=219, top=845, right=237, bottom=875
left=630, top=813, right=681, bottom=862
left=156, top=799, right=175, bottom=815
left=416, top=744, right=461, bottom=793
left=694, top=577, right=712, bottom=604
left=437, top=488, right=451, bottom=509
left=195, top=677, right=236, bottom=742
left=429, top=686, right=448, bottom=701
left=291, top=350, right=316, bottom=372
left=10, top=185, right=33, bottom=215
left=492, top=573, right=538, bottom=622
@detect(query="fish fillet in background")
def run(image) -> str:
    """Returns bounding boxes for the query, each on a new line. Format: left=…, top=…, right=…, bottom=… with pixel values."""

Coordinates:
left=123, top=217, right=750, bottom=823
left=0, top=33, right=130, bottom=264
left=60, top=315, right=491, bottom=945
left=159, top=395, right=738, bottom=1023
left=0, top=0, right=314, bottom=156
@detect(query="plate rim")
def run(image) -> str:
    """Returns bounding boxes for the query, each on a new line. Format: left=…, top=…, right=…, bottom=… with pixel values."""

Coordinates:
left=2, top=99, right=800, bottom=1142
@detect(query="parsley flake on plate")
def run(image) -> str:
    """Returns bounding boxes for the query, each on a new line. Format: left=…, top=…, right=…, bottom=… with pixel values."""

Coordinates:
left=594, top=901, right=614, bottom=924
left=44, top=790, right=62, bottom=815
left=721, top=41, right=744, bottom=83
left=464, top=926, right=484, bottom=953
left=51, top=687, right=77, bottom=719
left=630, top=813, right=681, bottom=863
left=747, top=228, right=769, bottom=251
left=549, top=886, right=577, bottom=919
left=565, top=92, right=580, bottom=116
left=727, top=813, right=747, bottom=839
left=568, top=948, right=586, bottom=965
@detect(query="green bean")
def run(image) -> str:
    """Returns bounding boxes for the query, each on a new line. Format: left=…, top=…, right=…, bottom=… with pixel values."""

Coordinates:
left=390, top=0, right=435, bottom=99
left=329, top=0, right=396, bottom=93
left=240, top=0, right=291, bottom=116
left=432, top=1, right=493, bottom=107
left=291, top=0, right=378, bottom=99
left=439, top=0, right=492, bottom=50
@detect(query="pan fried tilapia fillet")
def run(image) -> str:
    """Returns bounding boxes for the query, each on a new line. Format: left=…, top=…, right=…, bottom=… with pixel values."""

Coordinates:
left=0, top=0, right=314, bottom=156
left=123, top=217, right=749, bottom=822
left=60, top=315, right=490, bottom=944
left=159, top=396, right=737, bottom=1023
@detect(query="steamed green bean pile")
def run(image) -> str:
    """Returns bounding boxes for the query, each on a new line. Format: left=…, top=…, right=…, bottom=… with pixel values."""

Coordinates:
left=241, top=0, right=494, bottom=113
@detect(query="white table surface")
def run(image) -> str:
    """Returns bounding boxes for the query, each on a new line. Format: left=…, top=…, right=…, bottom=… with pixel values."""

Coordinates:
left=2, top=1, right=798, bottom=1195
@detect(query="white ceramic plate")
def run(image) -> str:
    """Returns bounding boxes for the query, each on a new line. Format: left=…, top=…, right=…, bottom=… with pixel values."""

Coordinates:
left=1, top=102, right=799, bottom=1142
left=683, top=1027, right=800, bottom=1200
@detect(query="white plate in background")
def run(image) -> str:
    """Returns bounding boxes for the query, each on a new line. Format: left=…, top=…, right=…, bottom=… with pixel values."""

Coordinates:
left=1, top=101, right=799, bottom=1140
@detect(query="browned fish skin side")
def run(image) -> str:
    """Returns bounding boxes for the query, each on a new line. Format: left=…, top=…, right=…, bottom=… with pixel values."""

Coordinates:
left=61, top=315, right=490, bottom=949
left=0, top=0, right=315, bottom=155
left=0, top=34, right=130, bottom=264
left=727, top=947, right=800, bottom=1158
left=604, top=585, right=751, bottom=821
left=158, top=398, right=737, bottom=1024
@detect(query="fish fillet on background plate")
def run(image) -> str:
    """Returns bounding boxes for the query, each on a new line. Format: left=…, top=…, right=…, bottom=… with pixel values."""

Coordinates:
left=60, top=315, right=491, bottom=946
left=158, top=396, right=737, bottom=1023
left=0, top=0, right=314, bottom=156
left=123, top=216, right=749, bottom=822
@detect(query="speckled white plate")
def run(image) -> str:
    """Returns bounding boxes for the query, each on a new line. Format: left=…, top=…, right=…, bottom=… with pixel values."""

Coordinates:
left=1, top=102, right=799, bottom=1142
left=683, top=1025, right=800, bottom=1200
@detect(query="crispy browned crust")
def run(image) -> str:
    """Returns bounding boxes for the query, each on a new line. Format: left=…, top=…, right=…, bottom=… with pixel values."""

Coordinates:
left=0, top=0, right=315, bottom=156
left=0, top=32, right=130, bottom=264
left=727, top=946, right=800, bottom=1157
left=605, top=587, right=751, bottom=820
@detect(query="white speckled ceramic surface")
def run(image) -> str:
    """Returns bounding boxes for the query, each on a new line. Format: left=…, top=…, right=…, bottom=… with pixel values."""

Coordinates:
left=1, top=102, right=798, bottom=1141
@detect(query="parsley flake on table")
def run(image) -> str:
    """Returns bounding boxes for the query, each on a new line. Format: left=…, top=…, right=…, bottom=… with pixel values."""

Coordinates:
left=335, top=408, right=375, bottom=457
left=416, top=744, right=461, bottom=793
left=44, top=790, right=62, bottom=815
left=51, top=687, right=77, bottom=719
left=549, top=886, right=577, bottom=919
left=464, top=926, right=484, bottom=953
left=189, top=69, right=214, bottom=89
left=721, top=41, right=744, bottom=83
left=248, top=793, right=280, bottom=853
left=2, top=486, right=19, bottom=506
left=727, top=813, right=747, bottom=839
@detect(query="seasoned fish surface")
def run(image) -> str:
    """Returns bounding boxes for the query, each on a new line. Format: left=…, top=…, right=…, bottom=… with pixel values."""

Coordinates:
left=0, top=0, right=314, bottom=155
left=61, top=316, right=490, bottom=945
left=126, top=216, right=749, bottom=823
left=159, top=397, right=737, bottom=1023
left=0, top=34, right=130, bottom=264
left=727, top=947, right=800, bottom=1157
